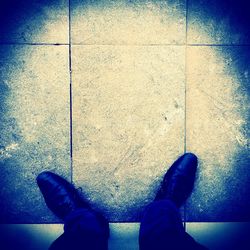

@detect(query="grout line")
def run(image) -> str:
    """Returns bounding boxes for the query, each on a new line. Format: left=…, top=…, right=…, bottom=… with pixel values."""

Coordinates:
left=183, top=0, right=189, bottom=231
left=0, top=42, right=249, bottom=47
left=71, top=43, right=187, bottom=46
left=69, top=0, right=73, bottom=183
left=0, top=42, right=69, bottom=45
left=187, top=43, right=250, bottom=47
left=185, top=0, right=188, bottom=156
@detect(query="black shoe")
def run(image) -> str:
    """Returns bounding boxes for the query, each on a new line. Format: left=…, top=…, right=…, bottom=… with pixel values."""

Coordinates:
left=155, top=153, right=198, bottom=207
left=37, top=171, right=89, bottom=219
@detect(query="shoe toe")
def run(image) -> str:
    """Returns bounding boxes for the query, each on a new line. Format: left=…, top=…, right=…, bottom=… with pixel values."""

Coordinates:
left=36, top=171, right=60, bottom=193
left=36, top=171, right=54, bottom=184
left=184, top=152, right=198, bottom=164
left=155, top=152, right=198, bottom=206
left=180, top=153, right=198, bottom=173
left=36, top=171, right=88, bottom=219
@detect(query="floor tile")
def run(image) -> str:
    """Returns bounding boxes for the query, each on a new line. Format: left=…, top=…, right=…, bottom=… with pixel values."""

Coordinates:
left=71, top=0, right=186, bottom=45
left=187, top=222, right=250, bottom=250
left=0, top=0, right=68, bottom=43
left=72, top=45, right=185, bottom=221
left=187, top=0, right=250, bottom=44
left=109, top=223, right=139, bottom=250
left=0, top=45, right=70, bottom=223
left=186, top=46, right=250, bottom=221
left=0, top=224, right=63, bottom=250
left=1, top=222, right=250, bottom=249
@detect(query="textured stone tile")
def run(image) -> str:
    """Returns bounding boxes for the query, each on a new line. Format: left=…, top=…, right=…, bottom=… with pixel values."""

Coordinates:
left=187, top=0, right=250, bottom=44
left=0, top=0, right=68, bottom=43
left=186, top=46, right=250, bottom=221
left=0, top=45, right=70, bottom=223
left=71, top=0, right=186, bottom=45
left=72, top=45, right=185, bottom=221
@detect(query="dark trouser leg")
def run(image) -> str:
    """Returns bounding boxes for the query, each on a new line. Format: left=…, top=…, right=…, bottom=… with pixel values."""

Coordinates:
left=49, top=208, right=109, bottom=250
left=139, top=200, right=208, bottom=250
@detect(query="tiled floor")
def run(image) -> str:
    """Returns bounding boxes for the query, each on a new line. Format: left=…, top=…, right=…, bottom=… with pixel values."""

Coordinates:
left=0, top=0, right=249, bottom=246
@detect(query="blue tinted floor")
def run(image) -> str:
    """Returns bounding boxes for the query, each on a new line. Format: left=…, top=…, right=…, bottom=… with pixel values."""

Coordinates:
left=0, top=223, right=250, bottom=250
left=0, top=0, right=249, bottom=248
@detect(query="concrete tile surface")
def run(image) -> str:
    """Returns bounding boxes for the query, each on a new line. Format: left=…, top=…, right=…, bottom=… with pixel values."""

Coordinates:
left=0, top=0, right=249, bottom=225
left=187, top=0, right=250, bottom=44
left=71, top=0, right=186, bottom=45
left=0, top=45, right=70, bottom=223
left=72, top=45, right=185, bottom=221
left=186, top=46, right=250, bottom=221
left=0, top=0, right=68, bottom=43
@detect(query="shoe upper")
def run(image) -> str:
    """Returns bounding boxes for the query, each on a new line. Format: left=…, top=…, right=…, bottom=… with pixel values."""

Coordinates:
left=155, top=153, right=198, bottom=207
left=36, top=171, right=88, bottom=220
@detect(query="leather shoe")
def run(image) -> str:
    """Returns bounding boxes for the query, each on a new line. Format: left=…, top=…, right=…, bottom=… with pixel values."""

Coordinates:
left=155, top=153, right=198, bottom=207
left=37, top=171, right=89, bottom=219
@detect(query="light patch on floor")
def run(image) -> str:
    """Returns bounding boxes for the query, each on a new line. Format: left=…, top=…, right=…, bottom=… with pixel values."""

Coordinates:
left=0, top=45, right=71, bottom=222
left=72, top=45, right=185, bottom=220
left=0, top=0, right=249, bottom=222
left=186, top=45, right=249, bottom=220
left=1, top=45, right=70, bottom=167
left=71, top=0, right=186, bottom=44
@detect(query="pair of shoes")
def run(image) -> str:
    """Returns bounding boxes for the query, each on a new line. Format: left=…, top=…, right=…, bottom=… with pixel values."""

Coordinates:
left=37, top=153, right=198, bottom=219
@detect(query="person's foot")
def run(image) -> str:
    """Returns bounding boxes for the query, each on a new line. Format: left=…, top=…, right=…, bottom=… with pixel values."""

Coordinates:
left=155, top=153, right=198, bottom=207
left=37, top=171, right=89, bottom=219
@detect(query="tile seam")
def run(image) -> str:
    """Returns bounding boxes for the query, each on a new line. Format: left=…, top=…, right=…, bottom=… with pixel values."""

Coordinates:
left=1, top=43, right=249, bottom=46
left=69, top=0, right=73, bottom=183
left=0, top=43, right=69, bottom=45
left=184, top=0, right=189, bottom=230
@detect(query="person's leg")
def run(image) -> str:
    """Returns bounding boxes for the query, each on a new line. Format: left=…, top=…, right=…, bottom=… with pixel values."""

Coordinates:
left=50, top=208, right=109, bottom=250
left=139, top=199, right=207, bottom=250
left=36, top=171, right=109, bottom=250
left=139, top=199, right=184, bottom=250
left=139, top=153, right=208, bottom=250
